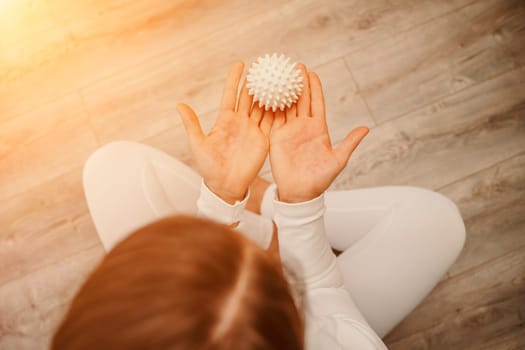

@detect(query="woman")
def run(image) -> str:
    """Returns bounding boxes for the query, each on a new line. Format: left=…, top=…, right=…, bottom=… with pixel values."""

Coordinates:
left=52, top=62, right=465, bottom=349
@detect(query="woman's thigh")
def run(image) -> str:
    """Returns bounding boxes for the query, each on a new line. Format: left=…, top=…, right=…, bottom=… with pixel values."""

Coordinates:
left=327, top=187, right=465, bottom=337
left=83, top=141, right=201, bottom=251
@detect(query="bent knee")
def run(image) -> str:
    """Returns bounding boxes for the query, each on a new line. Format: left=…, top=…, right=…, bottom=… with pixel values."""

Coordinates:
left=401, top=187, right=466, bottom=259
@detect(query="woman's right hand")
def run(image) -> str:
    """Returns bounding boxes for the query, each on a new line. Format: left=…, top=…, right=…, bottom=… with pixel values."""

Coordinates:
left=177, top=62, right=273, bottom=205
left=269, top=64, right=369, bottom=203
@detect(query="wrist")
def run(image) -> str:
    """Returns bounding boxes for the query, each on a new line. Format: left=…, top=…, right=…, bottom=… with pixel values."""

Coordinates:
left=205, top=181, right=247, bottom=204
left=276, top=189, right=320, bottom=204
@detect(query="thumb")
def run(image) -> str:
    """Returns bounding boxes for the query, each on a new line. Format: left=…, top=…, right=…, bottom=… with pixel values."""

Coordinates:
left=334, top=127, right=369, bottom=168
left=176, top=103, right=204, bottom=144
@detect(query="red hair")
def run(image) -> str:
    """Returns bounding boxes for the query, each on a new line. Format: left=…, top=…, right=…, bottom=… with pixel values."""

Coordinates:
left=52, top=216, right=303, bottom=349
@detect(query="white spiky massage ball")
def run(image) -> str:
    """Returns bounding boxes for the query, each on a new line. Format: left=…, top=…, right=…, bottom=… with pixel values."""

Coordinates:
left=246, top=53, right=304, bottom=112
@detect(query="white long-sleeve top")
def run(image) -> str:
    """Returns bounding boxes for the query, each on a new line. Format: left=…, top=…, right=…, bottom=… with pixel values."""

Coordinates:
left=197, top=181, right=388, bottom=350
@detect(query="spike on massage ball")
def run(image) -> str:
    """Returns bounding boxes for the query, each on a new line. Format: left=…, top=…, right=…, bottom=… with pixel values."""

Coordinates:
left=246, top=53, right=304, bottom=112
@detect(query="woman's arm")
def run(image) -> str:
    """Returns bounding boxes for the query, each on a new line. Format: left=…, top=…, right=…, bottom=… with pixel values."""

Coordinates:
left=273, top=193, right=342, bottom=289
left=177, top=62, right=275, bottom=248
left=269, top=64, right=368, bottom=288
left=269, top=65, right=387, bottom=348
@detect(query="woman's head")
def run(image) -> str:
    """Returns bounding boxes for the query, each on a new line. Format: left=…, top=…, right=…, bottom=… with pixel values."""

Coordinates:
left=52, top=216, right=303, bottom=350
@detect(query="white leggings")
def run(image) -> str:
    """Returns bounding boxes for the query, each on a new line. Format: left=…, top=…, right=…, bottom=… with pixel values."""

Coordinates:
left=83, top=141, right=466, bottom=338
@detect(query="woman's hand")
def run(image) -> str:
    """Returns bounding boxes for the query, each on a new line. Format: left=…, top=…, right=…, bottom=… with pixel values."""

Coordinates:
left=177, top=61, right=273, bottom=204
left=269, top=64, right=369, bottom=203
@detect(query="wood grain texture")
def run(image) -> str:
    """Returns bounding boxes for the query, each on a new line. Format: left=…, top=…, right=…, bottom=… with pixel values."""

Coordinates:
left=1, top=0, right=524, bottom=349
left=439, top=153, right=525, bottom=277
left=382, top=152, right=525, bottom=348
left=0, top=0, right=474, bottom=122
left=0, top=213, right=100, bottom=286
left=0, top=94, right=99, bottom=201
left=0, top=246, right=104, bottom=350
left=345, top=0, right=520, bottom=123
left=315, top=58, right=376, bottom=140
left=0, top=168, right=87, bottom=240
left=1, top=0, right=289, bottom=120
left=332, top=66, right=525, bottom=191
left=79, top=0, right=469, bottom=140
left=140, top=109, right=218, bottom=168
left=384, top=248, right=525, bottom=349
left=0, top=0, right=57, bottom=48
left=0, top=165, right=101, bottom=285
left=461, top=0, right=525, bottom=66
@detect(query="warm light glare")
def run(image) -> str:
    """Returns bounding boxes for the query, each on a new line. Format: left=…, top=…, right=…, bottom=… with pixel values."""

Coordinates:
left=0, top=0, right=19, bottom=12
left=0, top=0, right=54, bottom=52
left=0, top=0, right=51, bottom=29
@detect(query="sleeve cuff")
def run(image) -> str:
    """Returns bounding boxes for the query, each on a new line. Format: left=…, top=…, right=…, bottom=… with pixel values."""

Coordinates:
left=197, top=180, right=249, bottom=225
left=273, top=193, right=325, bottom=225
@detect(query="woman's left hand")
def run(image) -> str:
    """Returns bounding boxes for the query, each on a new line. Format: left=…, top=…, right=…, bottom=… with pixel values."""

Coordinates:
left=177, top=61, right=273, bottom=204
left=269, top=64, right=369, bottom=203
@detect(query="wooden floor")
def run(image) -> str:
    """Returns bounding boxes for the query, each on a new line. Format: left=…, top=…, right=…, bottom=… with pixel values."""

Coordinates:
left=1, top=0, right=524, bottom=348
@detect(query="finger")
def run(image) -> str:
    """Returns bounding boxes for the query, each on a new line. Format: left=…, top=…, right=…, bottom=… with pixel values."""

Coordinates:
left=334, top=127, right=369, bottom=169
left=176, top=103, right=204, bottom=144
left=309, top=72, right=326, bottom=119
left=286, top=104, right=296, bottom=119
left=259, top=109, right=274, bottom=136
left=274, top=109, right=286, bottom=128
left=221, top=61, right=244, bottom=111
left=250, top=103, right=264, bottom=123
left=296, top=63, right=310, bottom=117
left=237, top=79, right=253, bottom=115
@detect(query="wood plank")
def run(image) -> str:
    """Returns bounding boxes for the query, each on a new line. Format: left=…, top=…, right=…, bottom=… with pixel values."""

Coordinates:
left=387, top=0, right=468, bottom=10
left=439, top=153, right=525, bottom=277
left=384, top=247, right=525, bottom=349
left=140, top=109, right=218, bottom=168
left=0, top=12, right=66, bottom=113
left=1, top=0, right=473, bottom=122
left=497, top=5, right=525, bottom=66
left=0, top=25, right=71, bottom=123
left=0, top=0, right=57, bottom=47
left=315, top=59, right=376, bottom=141
left=0, top=213, right=100, bottom=285
left=442, top=163, right=525, bottom=276
left=439, top=153, right=525, bottom=221
left=389, top=322, right=525, bottom=350
left=476, top=327, right=525, bottom=350
left=331, top=67, right=525, bottom=191
left=273, top=0, right=473, bottom=68
left=0, top=246, right=104, bottom=350
left=0, top=94, right=98, bottom=200
left=0, top=94, right=90, bottom=160
left=0, top=168, right=88, bottom=240
left=0, top=0, right=286, bottom=119
left=79, top=0, right=470, bottom=140
left=459, top=0, right=525, bottom=66
left=345, top=0, right=519, bottom=123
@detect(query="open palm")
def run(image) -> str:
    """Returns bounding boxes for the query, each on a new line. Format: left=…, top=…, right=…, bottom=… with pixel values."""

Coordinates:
left=177, top=62, right=273, bottom=204
left=270, top=65, right=369, bottom=203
